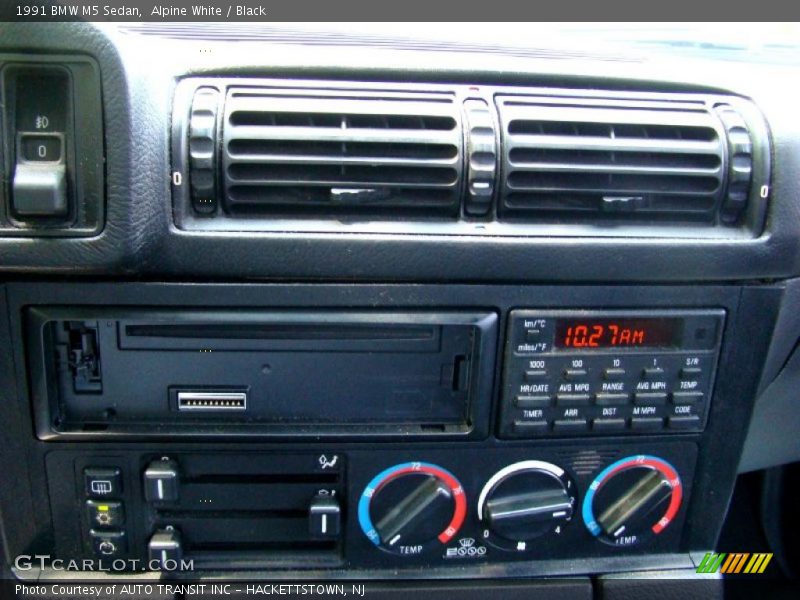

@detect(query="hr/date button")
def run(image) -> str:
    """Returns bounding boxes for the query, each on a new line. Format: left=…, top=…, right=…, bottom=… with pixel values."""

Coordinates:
left=515, top=395, right=552, bottom=409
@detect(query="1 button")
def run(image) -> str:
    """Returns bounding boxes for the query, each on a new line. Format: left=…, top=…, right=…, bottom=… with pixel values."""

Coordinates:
left=90, top=530, right=127, bottom=558
left=513, top=420, right=549, bottom=436
left=592, top=418, right=627, bottom=432
left=556, top=393, right=592, bottom=407
left=634, top=392, right=668, bottom=405
left=641, top=367, right=665, bottom=380
left=515, top=395, right=552, bottom=409
left=668, top=416, right=702, bottom=430
left=672, top=391, right=704, bottom=404
left=86, top=500, right=125, bottom=529
left=595, top=393, right=630, bottom=406
left=553, top=419, right=589, bottom=433
left=85, top=467, right=123, bottom=498
left=631, top=417, right=664, bottom=431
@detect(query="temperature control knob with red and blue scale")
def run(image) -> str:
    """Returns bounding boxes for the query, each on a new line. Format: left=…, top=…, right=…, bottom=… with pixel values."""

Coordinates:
left=358, top=462, right=466, bottom=555
left=582, top=455, right=683, bottom=547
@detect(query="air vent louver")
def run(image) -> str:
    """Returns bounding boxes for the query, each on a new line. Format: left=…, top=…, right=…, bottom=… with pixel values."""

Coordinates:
left=497, top=95, right=728, bottom=222
left=222, top=88, right=463, bottom=218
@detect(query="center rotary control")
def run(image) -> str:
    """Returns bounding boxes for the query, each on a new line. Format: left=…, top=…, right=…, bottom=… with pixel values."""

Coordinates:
left=358, top=462, right=466, bottom=555
left=477, top=460, right=576, bottom=551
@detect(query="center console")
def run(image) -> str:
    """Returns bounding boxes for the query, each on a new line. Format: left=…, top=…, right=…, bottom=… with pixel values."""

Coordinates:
left=1, top=280, right=778, bottom=579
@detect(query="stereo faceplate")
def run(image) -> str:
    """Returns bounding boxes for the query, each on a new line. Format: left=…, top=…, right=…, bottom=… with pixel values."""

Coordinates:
left=500, top=310, right=724, bottom=438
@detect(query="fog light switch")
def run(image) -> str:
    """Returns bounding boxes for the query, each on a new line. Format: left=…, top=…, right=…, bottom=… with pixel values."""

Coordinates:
left=12, top=162, right=67, bottom=217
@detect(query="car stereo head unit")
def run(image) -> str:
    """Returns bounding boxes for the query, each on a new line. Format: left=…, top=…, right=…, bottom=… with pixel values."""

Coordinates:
left=26, top=308, right=498, bottom=440
left=499, top=309, right=725, bottom=439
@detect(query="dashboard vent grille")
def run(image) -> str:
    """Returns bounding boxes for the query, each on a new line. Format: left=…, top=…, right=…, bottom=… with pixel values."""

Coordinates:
left=497, top=95, right=726, bottom=222
left=222, top=88, right=463, bottom=218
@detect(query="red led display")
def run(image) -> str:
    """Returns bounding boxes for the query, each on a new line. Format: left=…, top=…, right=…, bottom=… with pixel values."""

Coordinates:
left=554, top=318, right=680, bottom=349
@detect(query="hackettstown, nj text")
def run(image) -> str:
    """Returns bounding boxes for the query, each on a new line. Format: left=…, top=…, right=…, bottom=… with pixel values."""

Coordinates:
left=18, top=584, right=366, bottom=597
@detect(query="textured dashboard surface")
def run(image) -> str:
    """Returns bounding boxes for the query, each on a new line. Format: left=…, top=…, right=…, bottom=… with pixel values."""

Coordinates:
left=0, top=22, right=799, bottom=281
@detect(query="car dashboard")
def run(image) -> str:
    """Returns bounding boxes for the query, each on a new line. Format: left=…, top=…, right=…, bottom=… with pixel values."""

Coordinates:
left=0, top=21, right=799, bottom=599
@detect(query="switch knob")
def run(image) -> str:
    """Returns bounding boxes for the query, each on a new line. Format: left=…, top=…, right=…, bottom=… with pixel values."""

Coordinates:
left=478, top=460, right=576, bottom=551
left=148, top=528, right=182, bottom=570
left=309, top=494, right=341, bottom=539
left=143, top=457, right=180, bottom=503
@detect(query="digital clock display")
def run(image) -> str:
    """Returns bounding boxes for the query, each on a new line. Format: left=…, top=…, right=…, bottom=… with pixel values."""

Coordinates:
left=554, top=318, right=681, bottom=349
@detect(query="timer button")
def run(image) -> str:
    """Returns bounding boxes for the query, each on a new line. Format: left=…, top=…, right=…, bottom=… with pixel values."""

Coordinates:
left=513, top=420, right=550, bottom=436
left=603, top=368, right=626, bottom=380
left=641, top=367, right=665, bottom=380
left=563, top=368, right=588, bottom=380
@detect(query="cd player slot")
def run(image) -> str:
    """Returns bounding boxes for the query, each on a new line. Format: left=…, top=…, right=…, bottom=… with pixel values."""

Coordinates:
left=118, top=316, right=441, bottom=352
left=29, top=308, right=497, bottom=439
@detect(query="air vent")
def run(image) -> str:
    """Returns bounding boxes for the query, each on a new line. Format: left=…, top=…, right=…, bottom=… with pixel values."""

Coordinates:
left=497, top=95, right=729, bottom=222
left=222, top=87, right=463, bottom=218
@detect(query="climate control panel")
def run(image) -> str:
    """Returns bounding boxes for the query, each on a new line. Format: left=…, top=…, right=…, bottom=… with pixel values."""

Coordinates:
left=46, top=443, right=696, bottom=573
left=348, top=446, right=693, bottom=568
left=499, top=309, right=724, bottom=438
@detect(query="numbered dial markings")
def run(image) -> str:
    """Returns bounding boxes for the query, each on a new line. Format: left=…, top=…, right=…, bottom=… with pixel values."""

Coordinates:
left=358, top=462, right=466, bottom=556
left=478, top=460, right=577, bottom=552
left=582, top=455, right=682, bottom=547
